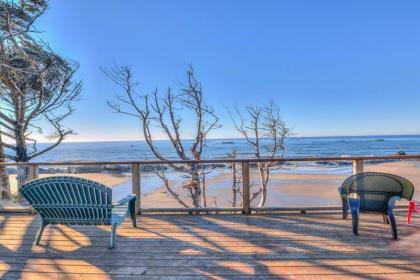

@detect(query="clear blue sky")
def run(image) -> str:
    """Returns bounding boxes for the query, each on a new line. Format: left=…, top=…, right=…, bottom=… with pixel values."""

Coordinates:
left=36, top=0, right=420, bottom=141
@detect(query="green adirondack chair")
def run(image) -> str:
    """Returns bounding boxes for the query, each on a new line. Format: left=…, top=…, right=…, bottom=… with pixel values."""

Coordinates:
left=20, top=176, right=137, bottom=248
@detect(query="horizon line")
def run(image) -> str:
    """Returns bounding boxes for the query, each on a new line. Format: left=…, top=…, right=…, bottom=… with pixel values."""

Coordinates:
left=55, top=133, right=420, bottom=144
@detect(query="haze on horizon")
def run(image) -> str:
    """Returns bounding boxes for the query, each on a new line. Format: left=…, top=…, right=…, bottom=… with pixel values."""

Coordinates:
left=33, top=0, right=420, bottom=142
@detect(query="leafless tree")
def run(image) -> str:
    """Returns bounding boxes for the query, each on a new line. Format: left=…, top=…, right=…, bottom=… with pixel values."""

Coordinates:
left=227, top=149, right=242, bottom=207
left=0, top=131, right=10, bottom=199
left=103, top=65, right=219, bottom=208
left=0, top=0, right=82, bottom=185
left=230, top=102, right=291, bottom=207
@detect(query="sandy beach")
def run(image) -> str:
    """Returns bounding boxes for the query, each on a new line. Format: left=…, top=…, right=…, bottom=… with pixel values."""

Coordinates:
left=138, top=160, right=420, bottom=208
left=2, top=161, right=419, bottom=209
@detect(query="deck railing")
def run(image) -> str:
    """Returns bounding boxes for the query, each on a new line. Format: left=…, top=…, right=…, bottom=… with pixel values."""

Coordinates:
left=1, top=154, right=420, bottom=214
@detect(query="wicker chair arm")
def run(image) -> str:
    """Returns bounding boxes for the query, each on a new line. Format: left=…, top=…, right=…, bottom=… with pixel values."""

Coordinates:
left=387, top=196, right=401, bottom=213
left=338, top=186, right=347, bottom=198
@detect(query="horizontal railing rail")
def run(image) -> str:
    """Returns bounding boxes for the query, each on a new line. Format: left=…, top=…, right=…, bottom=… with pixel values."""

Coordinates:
left=1, top=154, right=420, bottom=166
left=1, top=154, right=419, bottom=214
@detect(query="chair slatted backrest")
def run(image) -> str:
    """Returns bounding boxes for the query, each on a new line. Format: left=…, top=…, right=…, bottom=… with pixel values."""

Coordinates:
left=340, top=172, right=414, bottom=213
left=21, top=176, right=112, bottom=225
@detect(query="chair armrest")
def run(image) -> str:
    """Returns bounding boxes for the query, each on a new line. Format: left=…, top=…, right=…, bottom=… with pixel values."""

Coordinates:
left=113, top=194, right=136, bottom=207
left=411, top=200, right=420, bottom=211
left=413, top=200, right=420, bottom=211
left=338, top=187, right=347, bottom=197
left=387, top=196, right=401, bottom=214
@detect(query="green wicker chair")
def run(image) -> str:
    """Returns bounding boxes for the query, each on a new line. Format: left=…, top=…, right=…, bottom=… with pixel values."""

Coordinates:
left=20, top=176, right=137, bottom=248
left=338, top=172, right=414, bottom=239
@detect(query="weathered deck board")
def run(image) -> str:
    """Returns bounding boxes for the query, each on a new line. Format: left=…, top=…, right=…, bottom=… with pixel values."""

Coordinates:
left=0, top=211, right=419, bottom=279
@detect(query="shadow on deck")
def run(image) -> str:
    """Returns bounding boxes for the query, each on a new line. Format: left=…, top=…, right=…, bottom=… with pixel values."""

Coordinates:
left=0, top=211, right=420, bottom=279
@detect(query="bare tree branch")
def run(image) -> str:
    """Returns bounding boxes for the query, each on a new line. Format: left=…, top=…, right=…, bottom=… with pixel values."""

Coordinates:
left=153, top=166, right=189, bottom=208
left=0, top=0, right=82, bottom=193
left=104, top=65, right=219, bottom=207
left=229, top=101, right=291, bottom=207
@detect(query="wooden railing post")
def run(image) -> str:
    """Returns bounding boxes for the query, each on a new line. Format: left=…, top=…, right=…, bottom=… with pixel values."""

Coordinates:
left=353, top=160, right=364, bottom=174
left=132, top=163, right=141, bottom=214
left=242, top=161, right=251, bottom=214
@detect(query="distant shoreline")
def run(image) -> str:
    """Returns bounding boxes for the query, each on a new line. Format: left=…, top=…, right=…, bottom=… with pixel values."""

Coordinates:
left=4, top=158, right=409, bottom=176
left=25, top=134, right=420, bottom=145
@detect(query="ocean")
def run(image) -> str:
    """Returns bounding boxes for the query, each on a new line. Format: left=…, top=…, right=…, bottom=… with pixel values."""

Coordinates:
left=7, top=135, right=420, bottom=204
left=32, top=135, right=420, bottom=162
left=19, top=134, right=419, bottom=178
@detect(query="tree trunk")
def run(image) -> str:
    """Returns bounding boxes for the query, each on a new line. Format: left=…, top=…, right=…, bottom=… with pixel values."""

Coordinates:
left=202, top=172, right=207, bottom=208
left=257, top=184, right=267, bottom=207
left=0, top=133, right=11, bottom=200
left=190, top=164, right=201, bottom=208
left=232, top=162, right=238, bottom=207
left=257, top=163, right=268, bottom=207
left=15, top=127, right=31, bottom=190
left=15, top=125, right=28, bottom=162
left=16, top=166, right=30, bottom=188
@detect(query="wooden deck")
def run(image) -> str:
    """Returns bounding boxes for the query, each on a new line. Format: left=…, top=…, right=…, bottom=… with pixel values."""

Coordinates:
left=1, top=211, right=420, bottom=279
